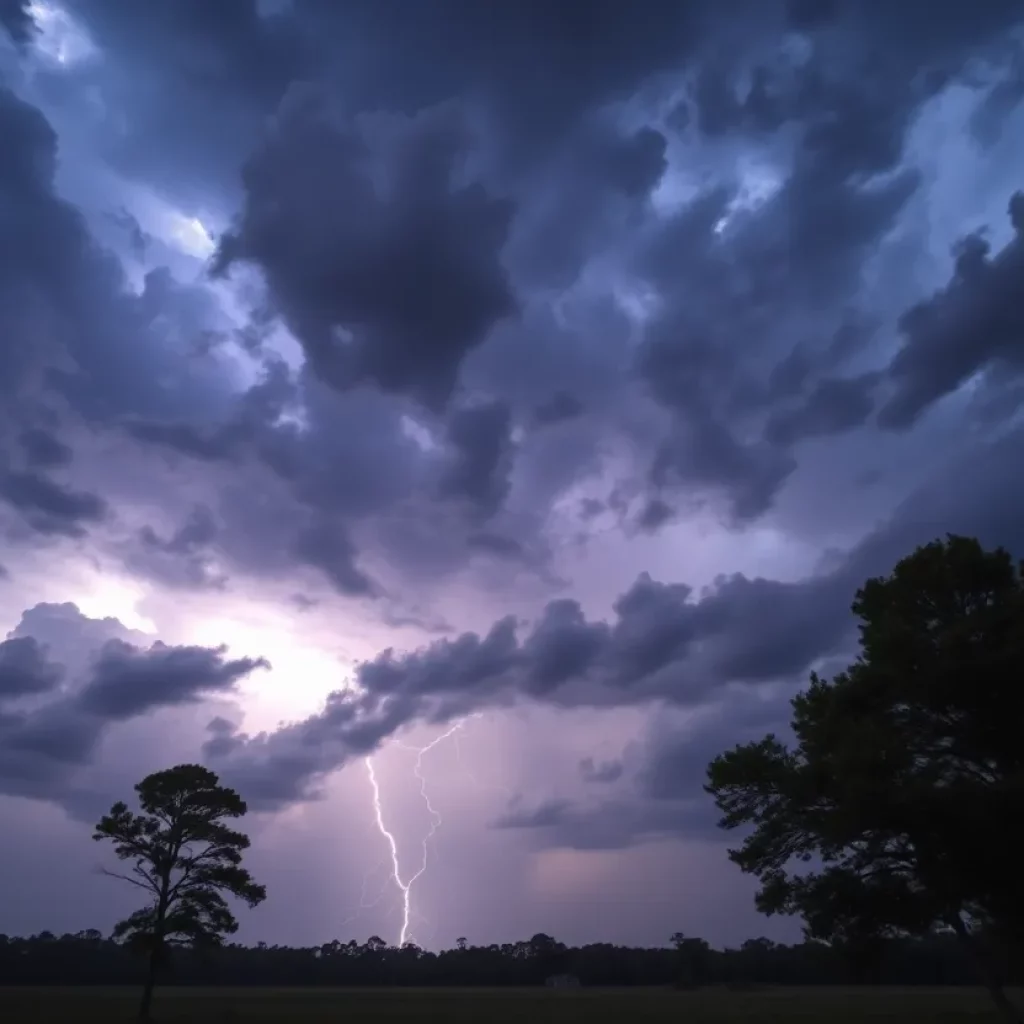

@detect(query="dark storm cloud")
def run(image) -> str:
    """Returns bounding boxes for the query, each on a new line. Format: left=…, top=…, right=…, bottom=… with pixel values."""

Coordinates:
left=65, top=0, right=310, bottom=203
left=461, top=299, right=636, bottom=532
left=125, top=357, right=298, bottom=466
left=76, top=640, right=269, bottom=719
left=636, top=497, right=674, bottom=533
left=297, top=0, right=701, bottom=169
left=0, top=470, right=108, bottom=537
left=0, top=0, right=30, bottom=44
left=650, top=410, right=798, bottom=524
left=438, top=400, right=515, bottom=518
left=208, top=558, right=848, bottom=809
left=0, top=85, right=234, bottom=467
left=0, top=637, right=64, bottom=699
left=293, top=518, right=375, bottom=597
left=634, top=88, right=919, bottom=519
left=125, top=355, right=533, bottom=596
left=627, top=1, right=1024, bottom=521
left=0, top=705, right=98, bottom=786
left=214, top=91, right=517, bottom=410
left=120, top=364, right=420, bottom=597
left=61, top=0, right=700, bottom=282
left=878, top=192, right=1024, bottom=430
left=532, top=391, right=584, bottom=428
left=0, top=602, right=267, bottom=809
left=764, top=372, right=880, bottom=445
left=126, top=420, right=238, bottom=463
left=970, top=43, right=1024, bottom=146
left=466, top=532, right=526, bottom=561
left=505, top=121, right=667, bottom=291
left=202, top=686, right=418, bottom=809
left=17, top=428, right=73, bottom=470
left=492, top=798, right=575, bottom=831
left=643, top=705, right=781, bottom=799
left=131, top=505, right=226, bottom=590
left=202, top=715, right=239, bottom=759
left=23, top=0, right=1017, bottom=607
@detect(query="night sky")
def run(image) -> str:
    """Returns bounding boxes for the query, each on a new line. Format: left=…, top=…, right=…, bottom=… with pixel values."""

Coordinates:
left=1, top=0, right=1023, bottom=953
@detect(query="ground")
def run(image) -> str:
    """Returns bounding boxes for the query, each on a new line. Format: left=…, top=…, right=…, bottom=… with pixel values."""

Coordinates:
left=0, top=985, right=1019, bottom=1022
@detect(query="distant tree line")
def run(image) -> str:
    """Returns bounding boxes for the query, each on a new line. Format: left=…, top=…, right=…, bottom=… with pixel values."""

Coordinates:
left=1, top=928, right=1022, bottom=989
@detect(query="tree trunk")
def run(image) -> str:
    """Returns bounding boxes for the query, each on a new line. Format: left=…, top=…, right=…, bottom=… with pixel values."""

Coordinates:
left=137, top=948, right=157, bottom=1021
left=140, top=863, right=172, bottom=1021
left=949, top=914, right=1022, bottom=1024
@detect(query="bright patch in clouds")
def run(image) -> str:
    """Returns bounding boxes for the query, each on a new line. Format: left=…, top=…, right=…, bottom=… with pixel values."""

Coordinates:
left=400, top=415, right=439, bottom=453
left=185, top=613, right=352, bottom=727
left=27, top=1, right=96, bottom=67
left=168, top=214, right=216, bottom=259
left=714, top=158, right=784, bottom=235
left=74, top=577, right=156, bottom=635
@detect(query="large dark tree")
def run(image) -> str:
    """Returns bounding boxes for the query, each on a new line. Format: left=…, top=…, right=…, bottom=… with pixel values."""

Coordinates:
left=706, top=536, right=1024, bottom=1024
left=94, top=764, right=266, bottom=1020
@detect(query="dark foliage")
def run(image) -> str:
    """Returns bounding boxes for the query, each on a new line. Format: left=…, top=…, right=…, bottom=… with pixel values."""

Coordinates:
left=706, top=536, right=1024, bottom=1022
left=0, top=929, right=1021, bottom=988
left=94, top=764, right=265, bottom=1018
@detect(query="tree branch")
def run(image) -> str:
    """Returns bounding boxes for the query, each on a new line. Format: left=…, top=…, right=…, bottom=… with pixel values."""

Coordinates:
left=99, top=867, right=160, bottom=896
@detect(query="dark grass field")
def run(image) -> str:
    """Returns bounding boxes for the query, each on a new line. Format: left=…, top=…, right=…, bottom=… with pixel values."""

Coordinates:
left=1, top=986, right=1021, bottom=1023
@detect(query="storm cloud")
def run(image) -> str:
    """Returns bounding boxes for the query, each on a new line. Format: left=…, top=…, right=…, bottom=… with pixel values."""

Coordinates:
left=209, top=419, right=1024, bottom=813
left=0, top=603, right=268, bottom=812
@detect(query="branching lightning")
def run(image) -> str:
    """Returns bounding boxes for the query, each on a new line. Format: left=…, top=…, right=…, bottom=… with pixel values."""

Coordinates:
left=364, top=720, right=468, bottom=948
left=338, top=858, right=393, bottom=932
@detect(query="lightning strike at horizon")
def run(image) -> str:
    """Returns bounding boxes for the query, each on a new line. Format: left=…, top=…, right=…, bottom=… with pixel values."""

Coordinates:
left=364, top=720, right=468, bottom=948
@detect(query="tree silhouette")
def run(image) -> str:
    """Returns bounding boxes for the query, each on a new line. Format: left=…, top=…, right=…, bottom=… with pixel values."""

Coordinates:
left=706, top=536, right=1024, bottom=1024
left=670, top=932, right=711, bottom=988
left=94, top=764, right=266, bottom=1020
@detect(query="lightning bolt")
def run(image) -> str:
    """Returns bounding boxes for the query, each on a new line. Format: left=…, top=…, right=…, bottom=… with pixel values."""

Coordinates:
left=338, top=858, right=394, bottom=932
left=364, top=720, right=467, bottom=947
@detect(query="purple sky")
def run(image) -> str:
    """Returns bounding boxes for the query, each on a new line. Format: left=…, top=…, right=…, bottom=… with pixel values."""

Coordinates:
left=1, top=0, right=1024, bottom=953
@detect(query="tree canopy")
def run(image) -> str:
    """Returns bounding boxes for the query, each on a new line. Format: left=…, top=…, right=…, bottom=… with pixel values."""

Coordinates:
left=94, top=764, right=265, bottom=1019
left=706, top=536, right=1024, bottom=1022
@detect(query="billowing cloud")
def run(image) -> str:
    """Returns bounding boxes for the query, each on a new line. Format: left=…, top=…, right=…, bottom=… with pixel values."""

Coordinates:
left=214, top=93, right=517, bottom=411
left=210, top=421, right=1024, bottom=813
left=0, top=86, right=232, bottom=432
left=0, top=636, right=64, bottom=699
left=879, top=192, right=1024, bottom=429
left=0, top=470, right=108, bottom=537
left=0, top=602, right=267, bottom=811
left=76, top=639, right=268, bottom=719
left=17, top=428, right=73, bottom=469
left=437, top=400, right=515, bottom=518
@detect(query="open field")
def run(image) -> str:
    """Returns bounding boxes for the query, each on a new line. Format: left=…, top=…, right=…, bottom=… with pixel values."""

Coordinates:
left=0, top=985, right=1021, bottom=1023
